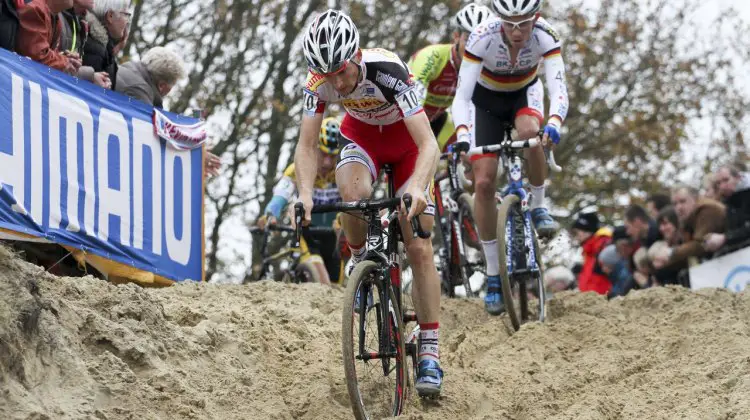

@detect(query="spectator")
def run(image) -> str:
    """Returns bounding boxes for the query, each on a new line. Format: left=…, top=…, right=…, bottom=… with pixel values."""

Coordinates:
left=16, top=0, right=81, bottom=75
left=646, top=193, right=671, bottom=220
left=83, top=0, right=129, bottom=89
left=704, top=180, right=750, bottom=253
left=59, top=0, right=111, bottom=88
left=654, top=185, right=726, bottom=273
left=1, top=0, right=21, bottom=52
left=632, top=247, right=651, bottom=288
left=598, top=244, right=634, bottom=299
left=571, top=211, right=612, bottom=295
left=656, top=205, right=680, bottom=246
left=715, top=165, right=749, bottom=202
left=702, top=173, right=718, bottom=200
left=612, top=225, right=634, bottom=259
left=116, top=47, right=221, bottom=177
left=544, top=265, right=576, bottom=296
left=624, top=204, right=662, bottom=249
left=116, top=45, right=185, bottom=108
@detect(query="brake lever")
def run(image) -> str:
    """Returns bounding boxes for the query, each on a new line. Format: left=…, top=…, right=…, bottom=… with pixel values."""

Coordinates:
left=402, top=194, right=431, bottom=239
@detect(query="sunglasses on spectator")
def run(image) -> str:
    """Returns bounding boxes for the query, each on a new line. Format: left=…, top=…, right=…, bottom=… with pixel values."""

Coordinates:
left=500, top=15, right=537, bottom=32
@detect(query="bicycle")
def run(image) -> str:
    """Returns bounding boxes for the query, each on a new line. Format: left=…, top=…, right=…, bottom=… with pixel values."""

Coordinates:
left=467, top=124, right=562, bottom=331
left=433, top=145, right=484, bottom=298
left=294, top=164, right=430, bottom=419
left=247, top=224, right=336, bottom=284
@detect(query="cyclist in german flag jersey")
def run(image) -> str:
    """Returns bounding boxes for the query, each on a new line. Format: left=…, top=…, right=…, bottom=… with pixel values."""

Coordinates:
left=451, top=0, right=569, bottom=315
left=407, top=3, right=495, bottom=153
left=293, top=10, right=444, bottom=396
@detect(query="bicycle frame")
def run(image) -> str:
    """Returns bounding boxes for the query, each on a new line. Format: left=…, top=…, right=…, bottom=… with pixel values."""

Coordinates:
left=434, top=148, right=473, bottom=292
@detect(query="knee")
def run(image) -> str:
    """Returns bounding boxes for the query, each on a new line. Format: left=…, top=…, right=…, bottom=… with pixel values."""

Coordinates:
left=406, top=239, right=433, bottom=263
left=339, top=182, right=371, bottom=202
left=515, top=118, right=540, bottom=142
left=474, top=171, right=496, bottom=200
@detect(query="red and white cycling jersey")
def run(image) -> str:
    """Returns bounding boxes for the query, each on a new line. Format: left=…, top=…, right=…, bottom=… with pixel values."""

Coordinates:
left=302, top=48, right=424, bottom=126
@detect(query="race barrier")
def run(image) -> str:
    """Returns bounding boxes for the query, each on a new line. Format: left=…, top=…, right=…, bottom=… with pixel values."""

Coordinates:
left=0, top=48, right=205, bottom=284
left=689, top=246, right=750, bottom=292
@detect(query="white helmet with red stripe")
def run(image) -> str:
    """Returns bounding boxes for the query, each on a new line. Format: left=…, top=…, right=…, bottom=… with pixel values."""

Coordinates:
left=303, top=9, right=360, bottom=74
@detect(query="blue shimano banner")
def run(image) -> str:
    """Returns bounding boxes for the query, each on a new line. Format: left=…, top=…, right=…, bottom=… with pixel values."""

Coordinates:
left=0, top=49, right=204, bottom=282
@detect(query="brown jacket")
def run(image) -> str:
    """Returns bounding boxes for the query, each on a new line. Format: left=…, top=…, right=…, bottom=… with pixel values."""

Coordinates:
left=663, top=198, right=726, bottom=270
left=16, top=0, right=70, bottom=72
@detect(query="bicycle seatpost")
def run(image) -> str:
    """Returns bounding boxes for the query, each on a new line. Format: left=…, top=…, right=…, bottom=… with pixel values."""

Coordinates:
left=402, top=194, right=431, bottom=239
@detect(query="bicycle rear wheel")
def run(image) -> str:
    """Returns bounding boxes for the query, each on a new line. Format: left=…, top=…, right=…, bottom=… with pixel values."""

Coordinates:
left=496, top=195, right=545, bottom=331
left=342, top=261, right=407, bottom=420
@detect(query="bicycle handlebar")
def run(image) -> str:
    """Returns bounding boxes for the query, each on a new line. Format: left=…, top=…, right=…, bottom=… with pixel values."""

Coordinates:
left=292, top=194, right=431, bottom=243
left=250, top=225, right=335, bottom=235
left=465, top=135, right=562, bottom=173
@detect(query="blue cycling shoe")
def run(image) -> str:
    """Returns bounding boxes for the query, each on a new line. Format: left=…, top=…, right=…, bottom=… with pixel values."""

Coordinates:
left=485, top=275, right=505, bottom=316
left=531, top=207, right=560, bottom=238
left=415, top=359, right=444, bottom=398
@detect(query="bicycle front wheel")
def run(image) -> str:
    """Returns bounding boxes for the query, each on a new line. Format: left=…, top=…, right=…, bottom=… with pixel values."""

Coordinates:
left=496, top=194, right=545, bottom=331
left=342, top=261, right=407, bottom=420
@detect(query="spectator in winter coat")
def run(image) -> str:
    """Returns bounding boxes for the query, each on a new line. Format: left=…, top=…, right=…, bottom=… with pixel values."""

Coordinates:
left=571, top=211, right=612, bottom=295
left=599, top=244, right=634, bottom=299
left=116, top=46, right=221, bottom=177
left=16, top=0, right=81, bottom=75
left=624, top=204, right=662, bottom=250
left=715, top=165, right=750, bottom=202
left=544, top=265, right=576, bottom=296
left=653, top=185, right=726, bottom=273
left=59, top=0, right=110, bottom=87
left=83, top=0, right=129, bottom=89
left=116, top=45, right=185, bottom=108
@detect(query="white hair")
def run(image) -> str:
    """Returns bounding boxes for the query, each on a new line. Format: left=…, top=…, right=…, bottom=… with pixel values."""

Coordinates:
left=92, top=0, right=131, bottom=18
left=142, top=46, right=186, bottom=86
left=544, top=265, right=575, bottom=287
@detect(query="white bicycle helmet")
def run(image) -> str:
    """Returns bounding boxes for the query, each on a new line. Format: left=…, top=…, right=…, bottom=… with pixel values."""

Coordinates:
left=452, top=3, right=495, bottom=33
left=303, top=9, right=360, bottom=74
left=491, top=0, right=542, bottom=17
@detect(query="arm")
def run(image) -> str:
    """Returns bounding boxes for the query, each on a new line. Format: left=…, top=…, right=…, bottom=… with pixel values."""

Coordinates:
left=662, top=206, right=725, bottom=270
left=118, top=82, right=154, bottom=105
left=451, top=24, right=490, bottom=141
left=542, top=53, right=568, bottom=128
left=264, top=168, right=298, bottom=219
left=16, top=5, right=69, bottom=71
left=403, top=112, right=440, bottom=194
left=293, top=113, right=325, bottom=222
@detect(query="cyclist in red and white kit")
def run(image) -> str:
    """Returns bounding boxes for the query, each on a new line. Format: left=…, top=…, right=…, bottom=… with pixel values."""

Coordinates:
left=451, top=0, right=569, bottom=315
left=292, top=9, right=444, bottom=396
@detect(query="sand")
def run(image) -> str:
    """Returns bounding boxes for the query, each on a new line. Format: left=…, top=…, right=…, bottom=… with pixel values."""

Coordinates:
left=1, top=245, right=749, bottom=420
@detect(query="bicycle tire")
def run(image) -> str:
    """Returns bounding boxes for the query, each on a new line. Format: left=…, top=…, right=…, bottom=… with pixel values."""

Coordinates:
left=497, top=194, right=545, bottom=331
left=342, top=261, right=407, bottom=420
left=292, top=260, right=322, bottom=284
left=457, top=193, right=483, bottom=298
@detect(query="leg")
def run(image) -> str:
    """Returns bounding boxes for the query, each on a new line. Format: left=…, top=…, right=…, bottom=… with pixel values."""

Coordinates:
left=515, top=80, right=559, bottom=237
left=336, top=142, right=378, bottom=258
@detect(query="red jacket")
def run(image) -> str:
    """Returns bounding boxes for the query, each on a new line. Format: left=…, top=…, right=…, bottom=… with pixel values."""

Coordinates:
left=16, top=0, right=70, bottom=72
left=578, top=228, right=612, bottom=295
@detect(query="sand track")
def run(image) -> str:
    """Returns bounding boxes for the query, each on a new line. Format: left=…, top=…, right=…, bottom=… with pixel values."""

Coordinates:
left=1, top=245, right=749, bottom=420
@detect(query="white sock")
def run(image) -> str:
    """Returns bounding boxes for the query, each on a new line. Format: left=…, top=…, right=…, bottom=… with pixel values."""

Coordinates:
left=481, top=239, right=500, bottom=276
left=418, top=323, right=439, bottom=363
left=349, top=242, right=366, bottom=261
left=529, top=184, right=546, bottom=210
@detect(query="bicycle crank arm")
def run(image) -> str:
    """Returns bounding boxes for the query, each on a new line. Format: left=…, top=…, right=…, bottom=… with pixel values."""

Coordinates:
left=356, top=351, right=398, bottom=361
